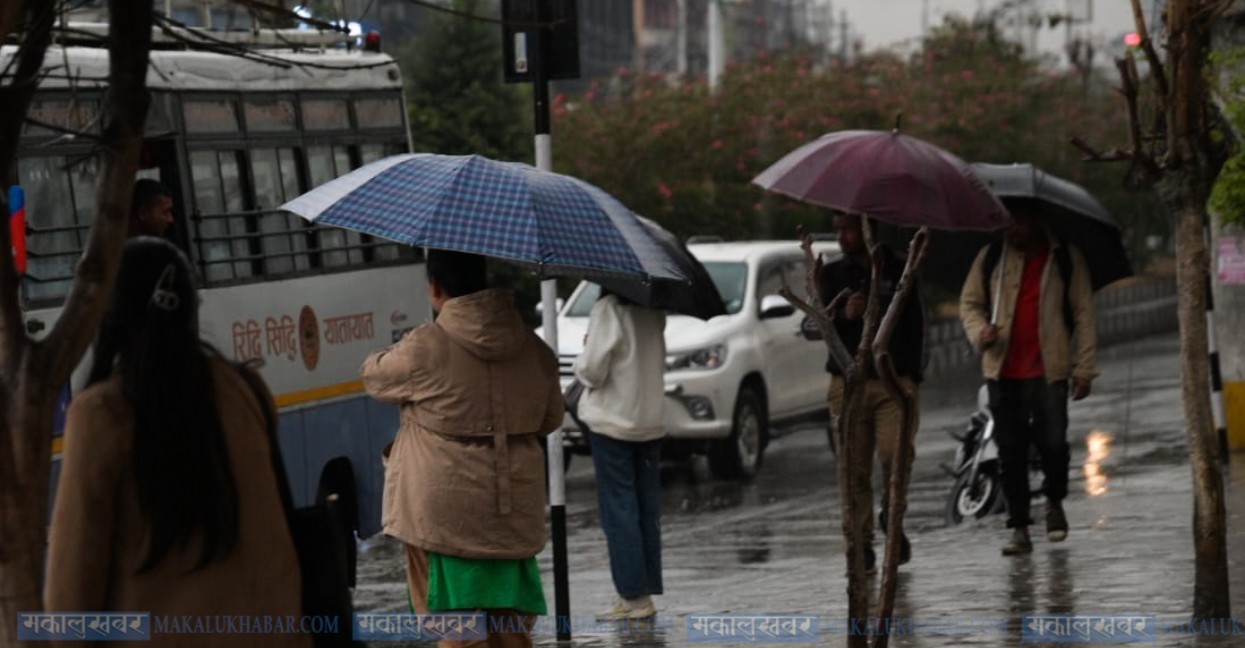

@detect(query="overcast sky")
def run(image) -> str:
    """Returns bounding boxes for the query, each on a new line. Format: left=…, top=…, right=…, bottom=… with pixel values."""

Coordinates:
left=831, top=0, right=1142, bottom=57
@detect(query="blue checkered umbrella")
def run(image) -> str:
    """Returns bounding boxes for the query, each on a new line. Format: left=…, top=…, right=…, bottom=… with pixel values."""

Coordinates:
left=281, top=153, right=688, bottom=283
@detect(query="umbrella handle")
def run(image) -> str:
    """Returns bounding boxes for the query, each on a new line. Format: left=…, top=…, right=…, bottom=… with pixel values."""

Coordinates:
left=990, top=246, right=1005, bottom=325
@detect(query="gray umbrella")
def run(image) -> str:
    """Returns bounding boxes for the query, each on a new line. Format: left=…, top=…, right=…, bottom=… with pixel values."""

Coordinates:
left=971, top=163, right=1133, bottom=291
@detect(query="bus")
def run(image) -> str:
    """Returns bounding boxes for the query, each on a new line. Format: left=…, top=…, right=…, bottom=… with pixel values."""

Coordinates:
left=7, top=26, right=429, bottom=582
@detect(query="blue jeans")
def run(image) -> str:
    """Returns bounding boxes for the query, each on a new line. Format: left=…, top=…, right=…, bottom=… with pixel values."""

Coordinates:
left=587, top=431, right=664, bottom=600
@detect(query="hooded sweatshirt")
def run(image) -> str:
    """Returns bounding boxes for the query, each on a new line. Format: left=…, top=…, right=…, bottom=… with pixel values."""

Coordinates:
left=361, top=288, right=565, bottom=559
left=573, top=294, right=667, bottom=442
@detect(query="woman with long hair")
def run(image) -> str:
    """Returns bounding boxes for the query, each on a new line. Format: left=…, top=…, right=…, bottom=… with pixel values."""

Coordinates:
left=45, top=237, right=308, bottom=646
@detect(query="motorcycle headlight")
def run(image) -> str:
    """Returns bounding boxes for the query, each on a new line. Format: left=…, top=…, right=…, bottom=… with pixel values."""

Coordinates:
left=666, top=344, right=728, bottom=371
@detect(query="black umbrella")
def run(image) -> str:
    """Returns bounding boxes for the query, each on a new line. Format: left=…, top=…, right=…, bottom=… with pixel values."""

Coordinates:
left=971, top=163, right=1133, bottom=291
left=592, top=216, right=728, bottom=320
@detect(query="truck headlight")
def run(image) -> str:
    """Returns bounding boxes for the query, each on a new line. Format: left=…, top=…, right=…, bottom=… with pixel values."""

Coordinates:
left=666, top=344, right=727, bottom=371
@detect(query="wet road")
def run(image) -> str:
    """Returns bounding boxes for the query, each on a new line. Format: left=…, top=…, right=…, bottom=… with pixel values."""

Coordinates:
left=354, top=334, right=1245, bottom=646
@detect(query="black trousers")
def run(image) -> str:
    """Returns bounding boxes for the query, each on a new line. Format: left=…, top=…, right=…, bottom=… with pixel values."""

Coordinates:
left=987, top=378, right=1070, bottom=529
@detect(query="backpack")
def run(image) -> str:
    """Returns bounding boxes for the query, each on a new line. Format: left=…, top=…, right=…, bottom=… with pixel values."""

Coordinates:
left=981, top=240, right=1076, bottom=334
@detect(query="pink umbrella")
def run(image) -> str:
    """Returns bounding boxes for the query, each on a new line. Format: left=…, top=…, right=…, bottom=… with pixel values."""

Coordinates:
left=752, top=129, right=1009, bottom=231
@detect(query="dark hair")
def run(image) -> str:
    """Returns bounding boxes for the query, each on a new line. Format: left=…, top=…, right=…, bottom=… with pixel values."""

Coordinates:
left=88, top=237, right=238, bottom=574
left=130, top=179, right=172, bottom=216
left=426, top=248, right=488, bottom=298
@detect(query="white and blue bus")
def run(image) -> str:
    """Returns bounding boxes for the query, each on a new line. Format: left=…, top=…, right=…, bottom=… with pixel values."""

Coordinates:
left=7, top=27, right=429, bottom=581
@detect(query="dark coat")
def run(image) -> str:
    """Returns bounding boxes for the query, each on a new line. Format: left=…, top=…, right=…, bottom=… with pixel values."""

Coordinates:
left=816, top=245, right=926, bottom=382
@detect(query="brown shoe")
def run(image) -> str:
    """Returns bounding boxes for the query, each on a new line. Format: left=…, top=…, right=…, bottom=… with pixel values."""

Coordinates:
left=1047, top=501, right=1068, bottom=542
left=1002, top=527, right=1033, bottom=556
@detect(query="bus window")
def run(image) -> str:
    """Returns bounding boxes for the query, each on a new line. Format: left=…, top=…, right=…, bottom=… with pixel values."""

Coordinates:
left=359, top=143, right=402, bottom=262
left=191, top=150, right=254, bottom=283
left=24, top=99, right=99, bottom=137
left=307, top=145, right=364, bottom=268
left=19, top=156, right=91, bottom=302
left=251, top=147, right=311, bottom=275
left=354, top=97, right=403, bottom=129
left=244, top=98, right=297, bottom=133
left=219, top=154, right=255, bottom=278
left=183, top=99, right=240, bottom=134
left=302, top=99, right=350, bottom=131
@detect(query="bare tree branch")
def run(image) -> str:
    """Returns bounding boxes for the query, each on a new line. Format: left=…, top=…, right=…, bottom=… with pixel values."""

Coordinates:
left=778, top=224, right=868, bottom=646
left=1069, top=136, right=1135, bottom=163
left=22, top=116, right=104, bottom=142
left=870, top=227, right=930, bottom=648
left=152, top=13, right=397, bottom=72
left=38, top=0, right=153, bottom=383
left=1202, top=0, right=1237, bottom=22
left=859, top=220, right=885, bottom=362
left=1113, top=56, right=1166, bottom=182
left=0, top=0, right=55, bottom=379
left=1130, top=0, right=1171, bottom=100
left=779, top=227, right=854, bottom=373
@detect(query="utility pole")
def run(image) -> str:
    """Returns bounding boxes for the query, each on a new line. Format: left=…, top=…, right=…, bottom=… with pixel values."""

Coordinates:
left=504, top=0, right=573, bottom=638
left=709, top=0, right=725, bottom=91
left=839, top=9, right=847, bottom=62
left=922, top=0, right=929, bottom=38
left=677, top=0, right=688, bottom=76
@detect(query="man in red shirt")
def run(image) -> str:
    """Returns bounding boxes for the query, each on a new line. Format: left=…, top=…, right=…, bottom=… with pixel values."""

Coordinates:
left=960, top=209, right=1098, bottom=556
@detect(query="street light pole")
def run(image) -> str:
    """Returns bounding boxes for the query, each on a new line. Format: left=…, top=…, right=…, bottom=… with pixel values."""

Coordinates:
left=530, top=1, right=571, bottom=641
left=708, top=0, right=724, bottom=91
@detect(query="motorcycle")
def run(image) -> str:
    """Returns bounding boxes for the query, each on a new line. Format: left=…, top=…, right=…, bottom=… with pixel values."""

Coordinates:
left=943, top=385, right=1043, bottom=524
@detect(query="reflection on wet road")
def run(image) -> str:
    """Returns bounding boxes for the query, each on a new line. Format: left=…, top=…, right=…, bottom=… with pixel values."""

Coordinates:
left=1084, top=430, right=1113, bottom=497
left=354, top=336, right=1245, bottom=647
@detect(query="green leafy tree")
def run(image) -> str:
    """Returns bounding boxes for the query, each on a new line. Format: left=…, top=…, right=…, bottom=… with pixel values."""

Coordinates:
left=399, top=0, right=546, bottom=320
left=553, top=14, right=1152, bottom=299
left=1211, top=46, right=1245, bottom=227
left=401, top=0, right=531, bottom=162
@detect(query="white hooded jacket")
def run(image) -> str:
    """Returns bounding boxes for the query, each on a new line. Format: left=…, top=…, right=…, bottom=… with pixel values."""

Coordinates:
left=572, top=294, right=667, bottom=442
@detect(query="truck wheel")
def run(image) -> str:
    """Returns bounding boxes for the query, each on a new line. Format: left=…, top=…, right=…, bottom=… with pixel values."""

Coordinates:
left=709, top=387, right=768, bottom=481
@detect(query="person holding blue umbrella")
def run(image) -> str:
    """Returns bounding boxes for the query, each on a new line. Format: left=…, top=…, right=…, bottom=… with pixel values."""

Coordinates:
left=284, top=152, right=697, bottom=642
left=361, top=249, right=565, bottom=648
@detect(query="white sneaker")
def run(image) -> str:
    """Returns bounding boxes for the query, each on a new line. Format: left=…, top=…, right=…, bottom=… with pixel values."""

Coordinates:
left=595, top=596, right=658, bottom=621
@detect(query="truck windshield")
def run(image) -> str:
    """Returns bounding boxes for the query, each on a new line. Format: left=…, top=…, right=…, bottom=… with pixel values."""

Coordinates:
left=702, top=262, right=747, bottom=315
left=566, top=282, right=602, bottom=316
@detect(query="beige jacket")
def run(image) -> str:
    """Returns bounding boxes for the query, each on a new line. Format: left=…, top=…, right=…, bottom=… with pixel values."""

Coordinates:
left=959, top=238, right=1098, bottom=382
left=44, top=357, right=308, bottom=648
left=361, top=288, right=563, bottom=559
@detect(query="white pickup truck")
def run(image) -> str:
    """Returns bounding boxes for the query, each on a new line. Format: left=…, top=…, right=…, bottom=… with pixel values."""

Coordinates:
left=545, top=239, right=840, bottom=480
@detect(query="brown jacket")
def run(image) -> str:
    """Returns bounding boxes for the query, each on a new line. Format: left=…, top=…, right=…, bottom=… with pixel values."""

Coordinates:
left=361, top=288, right=564, bottom=559
left=44, top=356, right=308, bottom=648
left=959, top=237, right=1098, bottom=383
